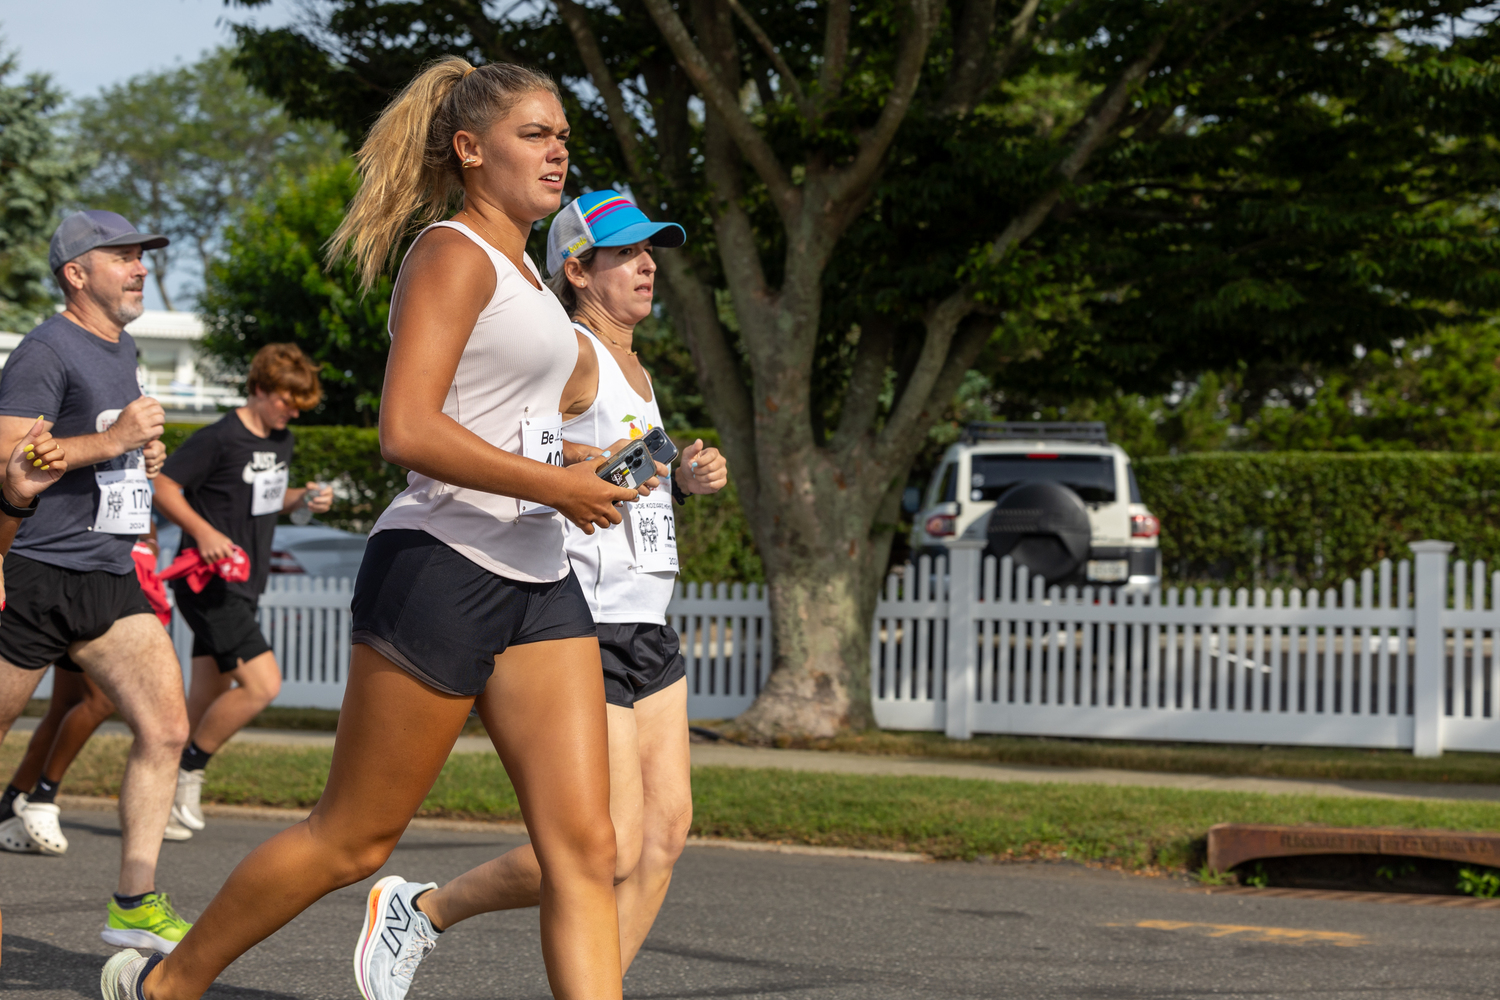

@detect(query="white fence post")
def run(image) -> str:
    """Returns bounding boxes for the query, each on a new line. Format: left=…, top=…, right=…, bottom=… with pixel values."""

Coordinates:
left=944, top=542, right=983, bottom=740
left=1411, top=539, right=1454, bottom=758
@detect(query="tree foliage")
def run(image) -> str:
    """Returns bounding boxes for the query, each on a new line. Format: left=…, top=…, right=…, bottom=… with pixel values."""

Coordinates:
left=0, top=49, right=92, bottom=332
left=198, top=161, right=390, bottom=424
left=74, top=48, right=341, bottom=309
left=223, top=0, right=1500, bottom=736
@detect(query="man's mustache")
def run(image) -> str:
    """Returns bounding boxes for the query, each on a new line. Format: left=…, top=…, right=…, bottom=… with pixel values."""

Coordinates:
left=123, top=282, right=144, bottom=292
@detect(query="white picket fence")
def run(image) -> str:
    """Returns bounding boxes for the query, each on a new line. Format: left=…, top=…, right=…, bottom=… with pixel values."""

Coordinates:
left=81, top=537, right=1500, bottom=756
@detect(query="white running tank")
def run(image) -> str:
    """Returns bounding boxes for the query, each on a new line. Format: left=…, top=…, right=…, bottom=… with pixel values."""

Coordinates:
left=371, top=221, right=576, bottom=583
left=563, top=325, right=677, bottom=623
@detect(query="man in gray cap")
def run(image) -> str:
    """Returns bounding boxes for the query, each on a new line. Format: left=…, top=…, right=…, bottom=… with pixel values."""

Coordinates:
left=0, top=210, right=194, bottom=952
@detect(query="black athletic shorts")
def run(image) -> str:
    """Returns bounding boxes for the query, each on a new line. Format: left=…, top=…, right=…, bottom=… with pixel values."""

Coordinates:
left=600, top=622, right=687, bottom=708
left=0, top=553, right=156, bottom=670
left=351, top=529, right=597, bottom=697
left=171, top=580, right=272, bottom=673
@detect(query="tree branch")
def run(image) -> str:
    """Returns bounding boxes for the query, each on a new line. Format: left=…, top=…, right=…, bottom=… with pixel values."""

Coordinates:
left=826, top=0, right=942, bottom=206
left=817, top=0, right=852, bottom=108
left=639, top=0, right=800, bottom=219
left=555, top=0, right=649, bottom=188
left=724, top=0, right=814, bottom=117
left=831, top=315, right=895, bottom=453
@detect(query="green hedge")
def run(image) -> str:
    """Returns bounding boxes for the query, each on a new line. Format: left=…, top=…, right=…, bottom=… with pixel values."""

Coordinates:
left=1136, top=453, right=1500, bottom=591
left=161, top=422, right=764, bottom=580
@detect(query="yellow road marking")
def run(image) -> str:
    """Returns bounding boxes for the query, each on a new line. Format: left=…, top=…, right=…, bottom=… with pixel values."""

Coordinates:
left=1128, top=919, right=1367, bottom=947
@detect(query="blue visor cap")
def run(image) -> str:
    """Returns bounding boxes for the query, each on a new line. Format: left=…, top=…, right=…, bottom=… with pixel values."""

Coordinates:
left=546, top=191, right=686, bottom=276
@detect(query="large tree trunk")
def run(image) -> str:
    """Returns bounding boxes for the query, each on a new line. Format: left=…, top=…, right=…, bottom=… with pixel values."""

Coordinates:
left=737, top=498, right=893, bottom=738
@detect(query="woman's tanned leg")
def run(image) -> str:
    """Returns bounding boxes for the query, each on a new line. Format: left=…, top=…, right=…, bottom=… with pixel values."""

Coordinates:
left=474, top=636, right=621, bottom=1000
left=39, top=672, right=115, bottom=783
left=142, top=646, right=471, bottom=1000
left=614, top=678, right=691, bottom=970
left=416, top=702, right=642, bottom=932
left=7, top=668, right=86, bottom=792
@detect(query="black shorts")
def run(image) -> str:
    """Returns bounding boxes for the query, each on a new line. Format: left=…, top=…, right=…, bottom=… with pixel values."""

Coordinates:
left=171, top=581, right=272, bottom=673
left=600, top=622, right=687, bottom=708
left=351, top=529, right=597, bottom=697
left=0, top=553, right=156, bottom=670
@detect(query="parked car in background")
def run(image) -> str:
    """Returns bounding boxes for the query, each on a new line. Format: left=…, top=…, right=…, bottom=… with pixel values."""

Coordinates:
left=155, top=522, right=367, bottom=582
left=906, top=422, right=1161, bottom=592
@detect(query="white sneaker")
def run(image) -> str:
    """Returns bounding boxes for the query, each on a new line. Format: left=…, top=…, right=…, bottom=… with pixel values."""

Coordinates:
left=100, top=948, right=162, bottom=1000
left=172, top=768, right=205, bottom=831
left=354, top=875, right=441, bottom=1000
left=163, top=813, right=193, bottom=842
left=1, top=793, right=40, bottom=854
left=19, top=799, right=67, bottom=855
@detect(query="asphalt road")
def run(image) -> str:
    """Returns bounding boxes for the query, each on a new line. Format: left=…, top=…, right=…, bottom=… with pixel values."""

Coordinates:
left=3, top=812, right=1498, bottom=999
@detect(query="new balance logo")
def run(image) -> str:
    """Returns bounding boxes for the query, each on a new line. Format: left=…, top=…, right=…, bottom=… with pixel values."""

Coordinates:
left=381, top=895, right=412, bottom=957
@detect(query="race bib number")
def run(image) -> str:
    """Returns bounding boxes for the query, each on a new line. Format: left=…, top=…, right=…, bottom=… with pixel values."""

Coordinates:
left=628, top=485, right=678, bottom=574
left=93, top=468, right=151, bottom=535
left=518, top=412, right=564, bottom=515
left=251, top=467, right=289, bottom=517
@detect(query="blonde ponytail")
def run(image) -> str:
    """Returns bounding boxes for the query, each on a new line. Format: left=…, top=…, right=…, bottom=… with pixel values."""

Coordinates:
left=328, top=56, right=561, bottom=290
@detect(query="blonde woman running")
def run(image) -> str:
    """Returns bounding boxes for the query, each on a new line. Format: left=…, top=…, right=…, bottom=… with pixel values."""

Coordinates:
left=102, top=57, right=640, bottom=1000
left=352, top=192, right=729, bottom=1000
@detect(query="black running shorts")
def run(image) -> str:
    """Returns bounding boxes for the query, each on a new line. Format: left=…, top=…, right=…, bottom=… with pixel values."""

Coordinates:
left=171, top=581, right=273, bottom=673
left=599, top=622, right=687, bottom=709
left=350, top=529, right=597, bottom=697
left=0, top=553, right=156, bottom=670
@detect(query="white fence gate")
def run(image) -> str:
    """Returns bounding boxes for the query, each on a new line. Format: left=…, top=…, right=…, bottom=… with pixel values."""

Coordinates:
left=38, top=538, right=1489, bottom=756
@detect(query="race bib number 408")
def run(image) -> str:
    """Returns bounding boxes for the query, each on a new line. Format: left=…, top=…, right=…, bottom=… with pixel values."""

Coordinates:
left=94, top=468, right=151, bottom=535
left=518, top=412, right=564, bottom=516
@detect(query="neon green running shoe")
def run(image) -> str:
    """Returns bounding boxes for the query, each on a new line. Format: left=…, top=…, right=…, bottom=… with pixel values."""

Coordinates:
left=101, top=892, right=193, bottom=953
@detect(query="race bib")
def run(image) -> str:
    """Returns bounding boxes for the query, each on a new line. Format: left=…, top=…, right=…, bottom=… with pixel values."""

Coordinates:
left=518, top=412, right=564, bottom=515
left=627, top=485, right=678, bottom=574
left=251, top=467, right=289, bottom=517
left=93, top=468, right=151, bottom=535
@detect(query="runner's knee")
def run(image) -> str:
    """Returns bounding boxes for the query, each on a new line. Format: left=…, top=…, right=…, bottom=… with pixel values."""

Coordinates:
left=642, top=799, right=692, bottom=869
left=543, top=815, right=619, bottom=887
left=614, top=822, right=643, bottom=885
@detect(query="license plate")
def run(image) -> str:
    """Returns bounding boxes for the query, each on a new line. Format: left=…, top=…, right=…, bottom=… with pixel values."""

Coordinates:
left=1087, top=560, right=1129, bottom=583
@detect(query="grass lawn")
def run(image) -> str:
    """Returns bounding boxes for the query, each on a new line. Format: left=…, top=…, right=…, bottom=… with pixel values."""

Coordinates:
left=8, top=735, right=1500, bottom=870
left=27, top=701, right=1500, bottom=784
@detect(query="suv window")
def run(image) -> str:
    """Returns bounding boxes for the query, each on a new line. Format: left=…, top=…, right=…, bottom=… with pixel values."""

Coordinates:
left=932, top=463, right=957, bottom=504
left=1127, top=464, right=1143, bottom=503
left=969, top=454, right=1116, bottom=504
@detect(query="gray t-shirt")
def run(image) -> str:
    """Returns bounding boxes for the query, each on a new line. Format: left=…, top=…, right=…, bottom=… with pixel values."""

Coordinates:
left=0, top=313, right=146, bottom=574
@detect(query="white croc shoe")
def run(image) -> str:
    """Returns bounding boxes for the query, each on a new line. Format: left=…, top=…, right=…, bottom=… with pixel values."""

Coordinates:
left=163, top=813, right=193, bottom=842
left=172, top=768, right=206, bottom=831
left=19, top=799, right=67, bottom=855
left=1, top=793, right=41, bottom=854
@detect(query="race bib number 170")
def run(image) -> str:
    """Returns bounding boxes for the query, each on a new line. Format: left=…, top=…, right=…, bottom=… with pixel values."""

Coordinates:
left=94, top=468, right=151, bottom=535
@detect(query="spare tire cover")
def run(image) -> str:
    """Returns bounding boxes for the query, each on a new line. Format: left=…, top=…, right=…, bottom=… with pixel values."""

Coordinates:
left=985, top=480, right=1091, bottom=584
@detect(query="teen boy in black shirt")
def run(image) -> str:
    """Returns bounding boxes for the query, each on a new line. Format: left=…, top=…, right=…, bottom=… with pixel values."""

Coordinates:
left=154, top=344, right=331, bottom=837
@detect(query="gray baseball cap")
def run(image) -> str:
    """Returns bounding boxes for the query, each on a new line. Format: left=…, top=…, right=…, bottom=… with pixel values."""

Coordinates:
left=49, top=210, right=168, bottom=273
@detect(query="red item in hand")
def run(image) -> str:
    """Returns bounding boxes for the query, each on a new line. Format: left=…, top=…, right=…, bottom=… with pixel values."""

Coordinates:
left=132, top=542, right=172, bottom=627
left=161, top=544, right=252, bottom=594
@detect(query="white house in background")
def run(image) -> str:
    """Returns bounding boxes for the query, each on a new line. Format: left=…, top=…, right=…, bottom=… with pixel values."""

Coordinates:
left=0, top=309, right=244, bottom=423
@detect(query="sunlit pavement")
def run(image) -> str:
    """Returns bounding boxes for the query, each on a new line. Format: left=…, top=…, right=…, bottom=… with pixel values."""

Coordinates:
left=3, top=811, right=1497, bottom=999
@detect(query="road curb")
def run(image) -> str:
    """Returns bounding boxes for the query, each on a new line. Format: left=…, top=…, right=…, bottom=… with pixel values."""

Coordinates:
left=54, top=794, right=927, bottom=861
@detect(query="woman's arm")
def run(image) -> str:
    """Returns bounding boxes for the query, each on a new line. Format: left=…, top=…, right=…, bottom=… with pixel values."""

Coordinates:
left=0, top=417, right=68, bottom=564
left=379, top=229, right=639, bottom=532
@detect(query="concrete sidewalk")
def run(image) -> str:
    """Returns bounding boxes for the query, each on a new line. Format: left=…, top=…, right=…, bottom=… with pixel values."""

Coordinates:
left=11, top=716, right=1500, bottom=803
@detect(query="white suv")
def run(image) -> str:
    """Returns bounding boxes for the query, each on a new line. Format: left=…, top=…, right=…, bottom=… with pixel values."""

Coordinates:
left=907, top=423, right=1161, bottom=590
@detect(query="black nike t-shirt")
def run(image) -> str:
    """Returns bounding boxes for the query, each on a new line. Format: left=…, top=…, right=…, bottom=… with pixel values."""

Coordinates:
left=161, top=411, right=294, bottom=599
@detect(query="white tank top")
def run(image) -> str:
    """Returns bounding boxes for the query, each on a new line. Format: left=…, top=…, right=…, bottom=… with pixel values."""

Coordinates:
left=563, top=325, right=677, bottom=623
left=371, top=221, right=575, bottom=583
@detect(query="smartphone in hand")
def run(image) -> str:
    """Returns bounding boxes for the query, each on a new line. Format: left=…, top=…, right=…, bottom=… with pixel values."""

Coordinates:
left=642, top=427, right=678, bottom=465
left=597, top=439, right=655, bottom=490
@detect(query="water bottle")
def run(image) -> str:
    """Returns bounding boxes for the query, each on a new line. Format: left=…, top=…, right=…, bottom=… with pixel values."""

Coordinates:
left=290, top=483, right=322, bottom=526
